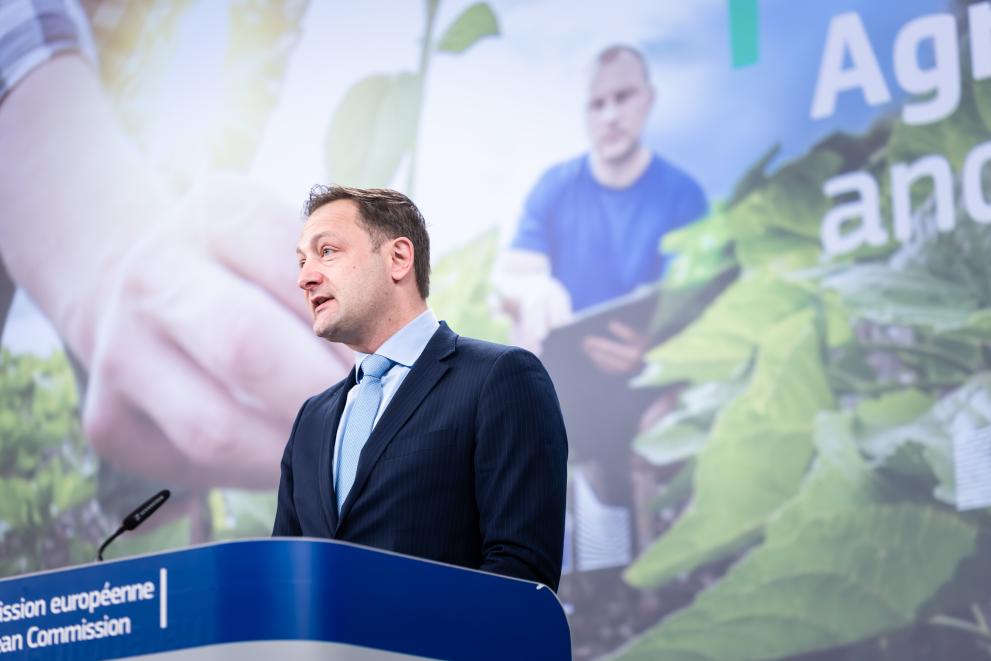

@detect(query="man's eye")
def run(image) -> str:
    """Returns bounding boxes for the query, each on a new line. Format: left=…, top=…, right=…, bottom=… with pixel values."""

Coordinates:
left=321, top=247, right=334, bottom=257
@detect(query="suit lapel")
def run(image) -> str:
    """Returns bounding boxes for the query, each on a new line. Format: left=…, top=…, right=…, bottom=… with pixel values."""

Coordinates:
left=336, top=323, right=457, bottom=528
left=317, top=370, right=354, bottom=535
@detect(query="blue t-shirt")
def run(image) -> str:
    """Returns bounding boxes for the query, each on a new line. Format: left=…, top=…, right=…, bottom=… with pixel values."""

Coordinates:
left=511, top=153, right=708, bottom=312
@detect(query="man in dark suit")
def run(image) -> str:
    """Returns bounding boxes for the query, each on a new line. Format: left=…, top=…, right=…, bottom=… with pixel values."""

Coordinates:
left=273, top=185, right=568, bottom=590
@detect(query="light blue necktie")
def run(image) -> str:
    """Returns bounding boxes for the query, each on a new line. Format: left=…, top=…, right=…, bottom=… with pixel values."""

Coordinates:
left=336, top=354, right=394, bottom=514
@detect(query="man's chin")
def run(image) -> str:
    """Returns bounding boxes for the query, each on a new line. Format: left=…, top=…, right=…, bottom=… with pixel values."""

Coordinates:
left=312, top=318, right=338, bottom=342
left=598, top=143, right=637, bottom=164
left=313, top=318, right=355, bottom=346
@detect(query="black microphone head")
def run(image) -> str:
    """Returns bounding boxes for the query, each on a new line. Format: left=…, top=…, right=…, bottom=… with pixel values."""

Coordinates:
left=122, top=489, right=171, bottom=531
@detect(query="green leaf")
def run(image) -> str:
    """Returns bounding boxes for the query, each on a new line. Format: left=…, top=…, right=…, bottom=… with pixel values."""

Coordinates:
left=50, top=468, right=94, bottom=514
left=633, top=423, right=707, bottom=467
left=854, top=388, right=934, bottom=435
left=818, top=263, right=979, bottom=332
left=626, top=310, right=833, bottom=588
left=851, top=389, right=945, bottom=499
left=886, top=74, right=988, bottom=173
left=887, top=202, right=991, bottom=310
left=661, top=206, right=738, bottom=290
left=324, top=72, right=421, bottom=188
left=857, top=373, right=991, bottom=506
left=632, top=379, right=746, bottom=466
left=618, top=507, right=977, bottom=661
left=820, top=289, right=854, bottom=348
left=727, top=137, right=850, bottom=242
left=647, top=460, right=695, bottom=513
left=735, top=228, right=821, bottom=271
left=430, top=228, right=509, bottom=342
left=919, top=336, right=982, bottom=382
left=0, top=479, right=32, bottom=528
left=724, top=120, right=902, bottom=270
left=0, top=349, right=97, bottom=576
left=636, top=272, right=811, bottom=387
left=616, top=413, right=978, bottom=661
left=973, top=74, right=991, bottom=134
left=947, top=309, right=991, bottom=342
left=726, top=143, right=780, bottom=208
left=643, top=267, right=739, bottom=343
left=435, top=3, right=500, bottom=54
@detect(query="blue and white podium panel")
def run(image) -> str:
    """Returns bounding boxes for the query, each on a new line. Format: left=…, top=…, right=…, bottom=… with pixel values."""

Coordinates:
left=0, top=539, right=571, bottom=660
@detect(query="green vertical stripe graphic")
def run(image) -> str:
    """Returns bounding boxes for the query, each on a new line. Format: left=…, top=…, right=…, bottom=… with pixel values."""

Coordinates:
left=728, top=0, right=759, bottom=68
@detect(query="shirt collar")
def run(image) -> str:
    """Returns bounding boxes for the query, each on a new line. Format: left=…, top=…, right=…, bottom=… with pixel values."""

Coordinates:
left=352, top=309, right=440, bottom=380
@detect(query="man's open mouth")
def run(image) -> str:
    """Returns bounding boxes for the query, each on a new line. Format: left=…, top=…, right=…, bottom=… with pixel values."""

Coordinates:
left=311, top=295, right=333, bottom=312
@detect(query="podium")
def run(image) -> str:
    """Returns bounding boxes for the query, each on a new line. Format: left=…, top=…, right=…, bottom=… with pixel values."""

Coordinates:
left=0, top=539, right=571, bottom=659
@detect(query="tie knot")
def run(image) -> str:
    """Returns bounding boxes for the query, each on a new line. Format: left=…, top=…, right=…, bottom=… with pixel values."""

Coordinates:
left=359, top=354, right=394, bottom=381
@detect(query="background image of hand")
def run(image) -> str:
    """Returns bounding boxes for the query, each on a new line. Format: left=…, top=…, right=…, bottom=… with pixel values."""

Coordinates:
left=83, top=176, right=350, bottom=487
left=0, top=56, right=349, bottom=488
left=582, top=320, right=648, bottom=376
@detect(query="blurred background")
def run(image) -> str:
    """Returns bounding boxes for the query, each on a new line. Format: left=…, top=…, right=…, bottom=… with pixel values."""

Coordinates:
left=1, top=0, right=990, bottom=659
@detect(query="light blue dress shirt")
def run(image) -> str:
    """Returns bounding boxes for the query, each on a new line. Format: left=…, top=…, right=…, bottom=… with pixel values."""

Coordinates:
left=332, top=309, right=440, bottom=476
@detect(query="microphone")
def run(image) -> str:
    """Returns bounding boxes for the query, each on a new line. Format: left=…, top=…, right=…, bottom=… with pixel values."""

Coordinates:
left=97, top=490, right=171, bottom=561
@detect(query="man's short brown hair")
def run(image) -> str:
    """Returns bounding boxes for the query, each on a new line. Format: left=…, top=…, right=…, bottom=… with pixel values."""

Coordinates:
left=305, top=185, right=431, bottom=298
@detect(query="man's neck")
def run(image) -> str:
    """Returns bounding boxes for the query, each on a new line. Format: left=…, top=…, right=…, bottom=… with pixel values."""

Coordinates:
left=590, top=144, right=652, bottom=189
left=349, top=300, right=429, bottom=355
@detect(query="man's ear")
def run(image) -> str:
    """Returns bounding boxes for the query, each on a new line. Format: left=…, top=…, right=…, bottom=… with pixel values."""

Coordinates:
left=388, top=236, right=415, bottom=284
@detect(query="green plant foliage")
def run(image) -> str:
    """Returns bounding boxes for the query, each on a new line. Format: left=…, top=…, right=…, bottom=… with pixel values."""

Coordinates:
left=635, top=273, right=811, bottom=387
left=323, top=1, right=502, bottom=194
left=731, top=149, right=842, bottom=241
left=736, top=228, right=823, bottom=273
left=435, top=2, right=500, bottom=54
left=662, top=206, right=737, bottom=290
left=853, top=388, right=934, bottom=434
left=855, top=374, right=991, bottom=505
left=209, top=489, right=278, bottom=540
left=632, top=378, right=746, bottom=467
left=624, top=69, right=991, bottom=660
left=818, top=264, right=979, bottom=333
left=324, top=73, right=422, bottom=188
left=972, top=74, right=991, bottom=133
left=626, top=310, right=834, bottom=589
left=849, top=388, right=950, bottom=503
left=429, top=228, right=509, bottom=343
left=0, top=350, right=100, bottom=576
left=723, top=118, right=901, bottom=272
left=886, top=76, right=990, bottom=173
left=818, top=289, right=854, bottom=348
left=616, top=414, right=978, bottom=661
left=647, top=460, right=695, bottom=513
left=728, top=149, right=841, bottom=271
left=726, top=143, right=781, bottom=207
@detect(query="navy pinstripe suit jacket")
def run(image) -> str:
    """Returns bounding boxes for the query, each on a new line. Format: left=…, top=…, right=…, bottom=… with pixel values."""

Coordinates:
left=272, top=321, right=568, bottom=590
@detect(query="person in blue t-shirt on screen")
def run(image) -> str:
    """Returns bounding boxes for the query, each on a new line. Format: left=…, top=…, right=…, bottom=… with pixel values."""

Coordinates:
left=493, top=44, right=708, bottom=568
left=494, top=44, right=707, bottom=373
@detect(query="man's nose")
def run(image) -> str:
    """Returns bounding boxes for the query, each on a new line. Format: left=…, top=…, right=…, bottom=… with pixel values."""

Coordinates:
left=297, top=262, right=322, bottom=290
left=600, top=100, right=619, bottom=123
